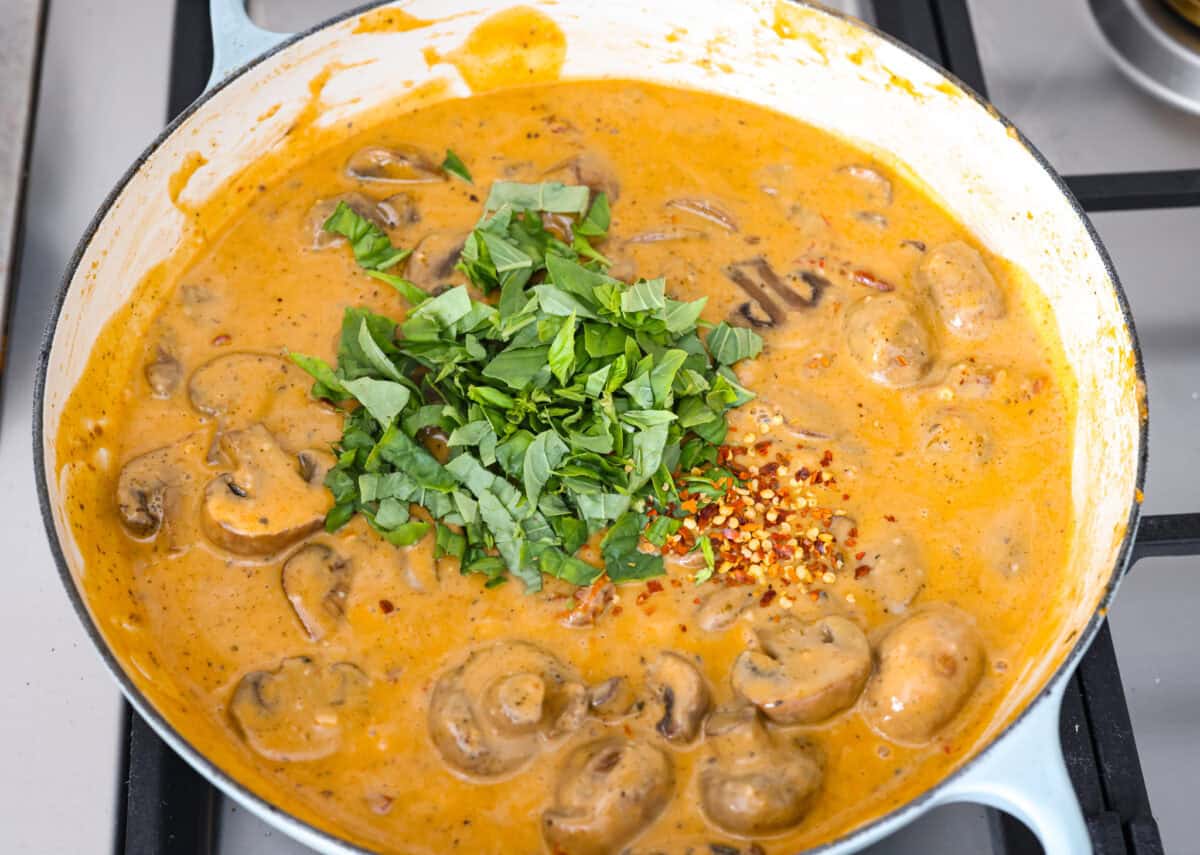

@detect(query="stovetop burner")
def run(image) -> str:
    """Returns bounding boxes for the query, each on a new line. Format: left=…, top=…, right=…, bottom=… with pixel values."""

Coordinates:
left=106, top=1, right=1200, bottom=853
left=1089, top=0, right=1200, bottom=115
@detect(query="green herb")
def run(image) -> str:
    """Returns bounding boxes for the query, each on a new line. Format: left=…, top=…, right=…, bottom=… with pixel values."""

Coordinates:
left=441, top=149, right=472, bottom=184
left=322, top=202, right=410, bottom=271
left=485, top=181, right=591, bottom=216
left=295, top=179, right=762, bottom=589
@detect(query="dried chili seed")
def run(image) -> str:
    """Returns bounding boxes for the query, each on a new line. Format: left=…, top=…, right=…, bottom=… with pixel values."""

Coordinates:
left=851, top=269, right=895, bottom=291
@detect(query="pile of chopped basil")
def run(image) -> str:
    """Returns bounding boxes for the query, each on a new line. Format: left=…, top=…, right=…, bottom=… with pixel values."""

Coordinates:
left=293, top=179, right=762, bottom=592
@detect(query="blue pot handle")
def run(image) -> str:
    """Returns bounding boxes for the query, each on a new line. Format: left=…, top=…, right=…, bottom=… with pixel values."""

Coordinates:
left=933, top=679, right=1091, bottom=853
left=207, top=0, right=293, bottom=90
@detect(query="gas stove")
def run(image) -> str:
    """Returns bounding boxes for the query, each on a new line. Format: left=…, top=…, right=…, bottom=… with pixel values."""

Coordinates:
left=5, top=1, right=1199, bottom=853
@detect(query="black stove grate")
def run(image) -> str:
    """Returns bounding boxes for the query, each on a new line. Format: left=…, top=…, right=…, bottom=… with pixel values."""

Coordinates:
left=115, top=1, right=1200, bottom=852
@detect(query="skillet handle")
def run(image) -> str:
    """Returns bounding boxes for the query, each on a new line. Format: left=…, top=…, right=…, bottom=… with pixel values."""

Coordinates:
left=932, top=680, right=1091, bottom=854
left=207, top=0, right=292, bottom=90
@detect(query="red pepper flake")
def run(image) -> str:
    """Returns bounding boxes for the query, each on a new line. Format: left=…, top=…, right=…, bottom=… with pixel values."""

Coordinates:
left=796, top=467, right=811, bottom=481
left=854, top=565, right=872, bottom=578
left=885, top=514, right=897, bottom=522
left=754, top=440, right=772, bottom=455
left=759, top=588, right=778, bottom=607
left=698, top=504, right=719, bottom=524
left=679, top=624, right=688, bottom=633
left=669, top=578, right=683, bottom=589
left=646, top=580, right=664, bottom=594
left=611, top=605, right=624, bottom=616
left=636, top=592, right=649, bottom=605
left=379, top=599, right=395, bottom=614
left=760, top=461, right=780, bottom=476
left=820, top=450, right=834, bottom=467
left=851, top=269, right=895, bottom=292
left=855, top=551, right=866, bottom=560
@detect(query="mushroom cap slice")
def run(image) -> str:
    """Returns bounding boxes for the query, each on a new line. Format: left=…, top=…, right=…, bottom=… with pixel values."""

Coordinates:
left=542, top=737, right=674, bottom=855
left=731, top=615, right=871, bottom=725
left=229, top=656, right=368, bottom=762
left=919, top=240, right=1005, bottom=339
left=201, top=424, right=331, bottom=557
left=188, top=352, right=303, bottom=427
left=428, top=641, right=587, bottom=779
left=405, top=230, right=468, bottom=288
left=843, top=294, right=934, bottom=387
left=855, top=530, right=927, bottom=614
left=645, top=651, right=711, bottom=745
left=281, top=543, right=351, bottom=641
left=863, top=606, right=986, bottom=744
left=116, top=433, right=207, bottom=538
left=345, top=145, right=441, bottom=184
left=695, top=586, right=759, bottom=633
left=699, top=705, right=823, bottom=836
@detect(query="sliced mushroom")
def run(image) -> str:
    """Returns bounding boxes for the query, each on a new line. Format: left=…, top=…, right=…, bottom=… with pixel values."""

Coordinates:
left=229, top=656, right=368, bottom=762
left=725, top=257, right=822, bottom=325
left=666, top=198, right=739, bottom=232
left=282, top=543, right=351, bottom=641
left=645, top=651, right=710, bottom=744
left=854, top=530, right=926, bottom=613
left=144, top=347, right=182, bottom=398
left=178, top=284, right=223, bottom=327
left=562, top=581, right=615, bottom=628
left=736, top=300, right=774, bottom=329
left=731, top=615, right=871, bottom=725
left=837, top=164, right=893, bottom=206
left=116, top=433, right=205, bottom=538
left=863, top=607, right=986, bottom=744
left=428, top=641, right=587, bottom=778
left=542, top=737, right=673, bottom=855
left=188, top=352, right=302, bottom=427
left=698, top=704, right=823, bottom=836
left=345, top=145, right=440, bottom=184
left=201, top=424, right=331, bottom=557
left=376, top=192, right=421, bottom=228
left=543, top=151, right=620, bottom=200
left=919, top=241, right=1005, bottom=339
left=589, top=676, right=639, bottom=722
left=855, top=211, right=889, bottom=229
left=307, top=193, right=386, bottom=250
left=405, top=230, right=467, bottom=288
left=625, top=227, right=709, bottom=245
left=921, top=408, right=992, bottom=467
left=696, top=586, right=759, bottom=633
left=843, top=294, right=934, bottom=387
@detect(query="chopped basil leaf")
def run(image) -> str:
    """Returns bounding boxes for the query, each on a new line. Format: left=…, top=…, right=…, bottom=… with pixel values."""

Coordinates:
left=706, top=321, right=764, bottom=365
left=295, top=175, right=762, bottom=590
left=441, top=149, right=472, bottom=184
left=485, top=181, right=591, bottom=215
left=322, top=201, right=410, bottom=271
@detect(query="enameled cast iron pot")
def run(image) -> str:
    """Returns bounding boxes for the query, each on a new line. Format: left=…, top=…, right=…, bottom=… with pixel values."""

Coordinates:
left=34, top=1, right=1152, bottom=852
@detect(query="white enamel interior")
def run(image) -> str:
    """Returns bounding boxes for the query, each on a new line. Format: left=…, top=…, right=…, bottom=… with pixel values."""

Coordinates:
left=40, top=1, right=1142, bottom=852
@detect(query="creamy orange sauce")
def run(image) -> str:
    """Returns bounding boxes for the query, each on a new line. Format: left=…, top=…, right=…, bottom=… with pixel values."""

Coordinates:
left=57, top=80, right=1074, bottom=853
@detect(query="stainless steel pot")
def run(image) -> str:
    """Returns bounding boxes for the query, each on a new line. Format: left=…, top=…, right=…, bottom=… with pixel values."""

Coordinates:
left=34, top=1, right=1153, bottom=852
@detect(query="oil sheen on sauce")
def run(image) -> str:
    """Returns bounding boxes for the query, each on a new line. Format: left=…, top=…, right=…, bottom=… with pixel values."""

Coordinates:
left=56, top=81, right=1075, bottom=853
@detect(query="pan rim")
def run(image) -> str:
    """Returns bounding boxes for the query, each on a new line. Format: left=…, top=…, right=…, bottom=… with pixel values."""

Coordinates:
left=31, top=1, right=1149, bottom=852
